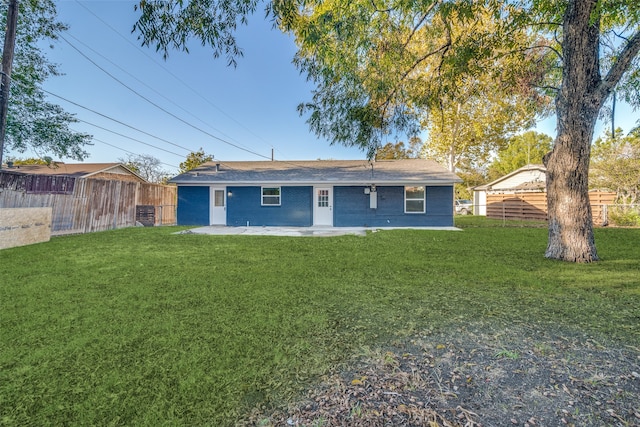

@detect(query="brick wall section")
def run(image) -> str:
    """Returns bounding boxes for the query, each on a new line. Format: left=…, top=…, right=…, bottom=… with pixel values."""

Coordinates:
left=0, top=207, right=52, bottom=250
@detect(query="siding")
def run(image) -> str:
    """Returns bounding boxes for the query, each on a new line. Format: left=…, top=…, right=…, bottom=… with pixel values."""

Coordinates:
left=334, top=186, right=454, bottom=227
left=493, top=169, right=545, bottom=190
left=177, top=186, right=210, bottom=225
left=226, top=186, right=313, bottom=226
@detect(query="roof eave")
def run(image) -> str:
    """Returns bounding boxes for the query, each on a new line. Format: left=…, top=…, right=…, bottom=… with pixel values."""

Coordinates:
left=169, top=179, right=461, bottom=186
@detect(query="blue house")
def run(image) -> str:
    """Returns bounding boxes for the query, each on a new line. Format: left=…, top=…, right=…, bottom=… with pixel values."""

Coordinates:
left=169, top=159, right=461, bottom=227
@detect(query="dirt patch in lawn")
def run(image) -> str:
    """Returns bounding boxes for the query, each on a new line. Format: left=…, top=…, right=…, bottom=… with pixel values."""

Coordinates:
left=243, top=322, right=640, bottom=426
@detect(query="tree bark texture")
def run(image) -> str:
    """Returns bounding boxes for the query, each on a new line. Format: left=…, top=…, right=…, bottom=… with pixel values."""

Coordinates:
left=544, top=0, right=603, bottom=262
left=0, top=0, right=19, bottom=169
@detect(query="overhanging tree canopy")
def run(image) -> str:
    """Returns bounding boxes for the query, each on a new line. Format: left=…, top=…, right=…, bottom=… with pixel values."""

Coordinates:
left=1, top=0, right=92, bottom=162
left=133, top=0, right=640, bottom=262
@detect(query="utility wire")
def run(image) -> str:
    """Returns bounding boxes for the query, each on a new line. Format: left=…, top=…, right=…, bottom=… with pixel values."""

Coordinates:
left=63, top=31, right=245, bottom=149
left=90, top=136, right=180, bottom=170
left=58, top=33, right=272, bottom=160
left=11, top=76, right=191, bottom=163
left=43, top=88, right=195, bottom=152
left=43, top=89, right=328, bottom=173
left=13, top=62, right=270, bottom=171
left=78, top=118, right=186, bottom=158
left=74, top=0, right=280, bottom=156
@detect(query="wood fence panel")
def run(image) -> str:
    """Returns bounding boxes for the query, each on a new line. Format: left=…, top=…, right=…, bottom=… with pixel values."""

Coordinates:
left=486, top=191, right=616, bottom=223
left=1, top=172, right=177, bottom=235
left=486, top=193, right=547, bottom=220
left=0, top=172, right=74, bottom=193
left=136, top=183, right=176, bottom=225
left=588, top=192, right=616, bottom=226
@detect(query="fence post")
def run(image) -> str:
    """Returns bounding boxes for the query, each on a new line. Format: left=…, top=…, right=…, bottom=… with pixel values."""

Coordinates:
left=602, top=204, right=608, bottom=226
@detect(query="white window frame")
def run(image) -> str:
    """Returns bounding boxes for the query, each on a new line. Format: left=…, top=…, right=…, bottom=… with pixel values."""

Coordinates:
left=404, top=186, right=425, bottom=213
left=261, top=186, right=281, bottom=206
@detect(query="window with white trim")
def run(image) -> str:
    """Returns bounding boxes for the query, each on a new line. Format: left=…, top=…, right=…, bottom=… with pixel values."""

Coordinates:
left=405, top=186, right=425, bottom=213
left=261, top=187, right=281, bottom=206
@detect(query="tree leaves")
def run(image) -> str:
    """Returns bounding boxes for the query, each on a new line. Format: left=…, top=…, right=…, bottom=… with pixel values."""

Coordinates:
left=179, top=147, right=214, bottom=173
left=2, top=0, right=91, bottom=160
left=134, top=0, right=262, bottom=65
left=287, top=1, right=554, bottom=163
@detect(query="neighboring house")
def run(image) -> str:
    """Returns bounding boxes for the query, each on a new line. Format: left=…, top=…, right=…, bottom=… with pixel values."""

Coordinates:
left=2, top=162, right=147, bottom=182
left=169, top=159, right=461, bottom=227
left=472, top=164, right=546, bottom=215
left=472, top=164, right=614, bottom=223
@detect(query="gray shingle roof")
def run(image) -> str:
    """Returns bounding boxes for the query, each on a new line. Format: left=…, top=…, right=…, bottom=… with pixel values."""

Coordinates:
left=2, top=163, right=145, bottom=181
left=169, top=159, right=461, bottom=185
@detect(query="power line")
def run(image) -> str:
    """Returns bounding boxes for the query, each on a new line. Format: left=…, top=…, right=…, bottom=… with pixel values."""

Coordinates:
left=43, top=88, right=195, bottom=152
left=39, top=88, right=329, bottom=174
left=78, top=119, right=186, bottom=158
left=10, top=76, right=193, bottom=163
left=90, top=136, right=180, bottom=170
left=74, top=0, right=281, bottom=155
left=62, top=31, right=247, bottom=150
left=58, top=33, right=272, bottom=160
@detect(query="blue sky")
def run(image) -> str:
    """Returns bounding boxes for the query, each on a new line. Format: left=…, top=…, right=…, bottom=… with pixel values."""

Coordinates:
left=20, top=0, right=366, bottom=173
left=10, top=1, right=639, bottom=175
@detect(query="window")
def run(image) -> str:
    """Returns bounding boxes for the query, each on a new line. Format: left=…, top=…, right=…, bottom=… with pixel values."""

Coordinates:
left=405, top=186, right=425, bottom=213
left=262, top=187, right=281, bottom=206
left=317, top=189, right=329, bottom=207
left=214, top=190, right=225, bottom=207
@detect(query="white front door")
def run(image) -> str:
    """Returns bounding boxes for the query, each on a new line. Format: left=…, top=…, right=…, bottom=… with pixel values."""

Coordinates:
left=210, top=187, right=226, bottom=225
left=314, top=187, right=333, bottom=226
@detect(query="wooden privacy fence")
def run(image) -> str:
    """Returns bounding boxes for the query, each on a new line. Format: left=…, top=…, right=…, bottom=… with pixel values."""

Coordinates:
left=486, top=191, right=616, bottom=224
left=0, top=172, right=176, bottom=235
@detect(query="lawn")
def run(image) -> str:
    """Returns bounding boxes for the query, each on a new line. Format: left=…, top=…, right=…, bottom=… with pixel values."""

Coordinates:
left=1, top=219, right=639, bottom=426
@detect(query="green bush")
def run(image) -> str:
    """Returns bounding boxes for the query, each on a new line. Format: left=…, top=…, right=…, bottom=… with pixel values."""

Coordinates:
left=608, top=205, right=640, bottom=226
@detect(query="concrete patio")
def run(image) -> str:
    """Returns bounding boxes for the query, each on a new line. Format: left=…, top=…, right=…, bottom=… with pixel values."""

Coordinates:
left=178, top=225, right=460, bottom=237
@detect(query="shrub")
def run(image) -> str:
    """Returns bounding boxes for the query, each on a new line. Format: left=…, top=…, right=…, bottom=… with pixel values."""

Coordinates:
left=608, top=205, right=640, bottom=226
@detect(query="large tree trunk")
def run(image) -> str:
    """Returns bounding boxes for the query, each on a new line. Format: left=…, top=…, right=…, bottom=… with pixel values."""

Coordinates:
left=544, top=0, right=604, bottom=262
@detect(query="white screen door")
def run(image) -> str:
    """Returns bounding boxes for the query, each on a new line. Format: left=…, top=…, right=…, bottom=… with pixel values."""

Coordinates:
left=314, top=187, right=333, bottom=226
left=210, top=187, right=226, bottom=225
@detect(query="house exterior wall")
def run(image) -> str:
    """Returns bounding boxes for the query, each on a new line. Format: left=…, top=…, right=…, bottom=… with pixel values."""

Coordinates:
left=492, top=169, right=545, bottom=190
left=226, top=186, right=313, bottom=226
left=473, top=190, right=487, bottom=215
left=334, top=185, right=454, bottom=227
left=177, top=186, right=210, bottom=225
left=175, top=184, right=455, bottom=227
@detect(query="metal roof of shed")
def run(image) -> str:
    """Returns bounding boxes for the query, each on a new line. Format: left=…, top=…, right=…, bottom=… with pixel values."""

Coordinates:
left=169, top=159, right=461, bottom=185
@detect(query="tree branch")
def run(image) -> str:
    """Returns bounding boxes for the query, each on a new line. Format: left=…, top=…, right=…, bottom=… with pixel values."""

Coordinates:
left=401, top=1, right=440, bottom=51
left=369, top=0, right=392, bottom=14
left=599, top=29, right=640, bottom=99
left=534, top=84, right=560, bottom=92
left=612, top=29, right=631, bottom=43
left=524, top=43, right=563, bottom=61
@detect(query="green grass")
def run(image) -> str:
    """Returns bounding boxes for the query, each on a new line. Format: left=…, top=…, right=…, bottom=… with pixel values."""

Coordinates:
left=1, top=220, right=639, bottom=426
